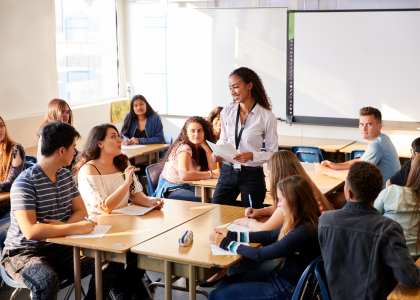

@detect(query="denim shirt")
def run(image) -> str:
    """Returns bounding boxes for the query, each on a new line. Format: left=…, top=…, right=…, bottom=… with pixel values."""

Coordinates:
left=319, top=201, right=420, bottom=300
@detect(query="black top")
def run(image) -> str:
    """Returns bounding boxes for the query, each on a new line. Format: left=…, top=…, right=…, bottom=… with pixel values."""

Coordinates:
left=134, top=128, right=147, bottom=139
left=390, top=159, right=411, bottom=186
left=221, top=220, right=321, bottom=285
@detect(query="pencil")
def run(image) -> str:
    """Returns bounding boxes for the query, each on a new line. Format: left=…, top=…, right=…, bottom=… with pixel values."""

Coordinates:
left=115, top=172, right=125, bottom=178
left=221, top=221, right=233, bottom=230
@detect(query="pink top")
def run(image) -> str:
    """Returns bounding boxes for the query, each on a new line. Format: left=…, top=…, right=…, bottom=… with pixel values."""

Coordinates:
left=162, top=143, right=201, bottom=183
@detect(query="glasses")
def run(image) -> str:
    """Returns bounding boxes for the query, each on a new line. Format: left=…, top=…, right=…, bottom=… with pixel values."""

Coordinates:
left=410, top=149, right=419, bottom=156
left=0, top=124, right=4, bottom=129
left=61, top=110, right=72, bottom=116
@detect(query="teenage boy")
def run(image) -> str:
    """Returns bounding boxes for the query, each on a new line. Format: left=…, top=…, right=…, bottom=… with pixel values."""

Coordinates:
left=315, top=106, right=400, bottom=188
left=0, top=121, right=117, bottom=300
left=319, top=161, right=420, bottom=299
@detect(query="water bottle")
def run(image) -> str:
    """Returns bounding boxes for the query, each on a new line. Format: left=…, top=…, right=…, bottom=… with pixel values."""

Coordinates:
left=126, top=82, right=131, bottom=99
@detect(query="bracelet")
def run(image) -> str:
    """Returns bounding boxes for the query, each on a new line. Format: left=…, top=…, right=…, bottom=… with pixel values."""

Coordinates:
left=209, top=170, right=212, bottom=179
left=246, top=218, right=256, bottom=227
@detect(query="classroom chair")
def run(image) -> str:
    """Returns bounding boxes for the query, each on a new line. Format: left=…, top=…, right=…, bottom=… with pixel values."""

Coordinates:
left=291, top=146, right=324, bottom=163
left=350, top=150, right=365, bottom=160
left=145, top=163, right=163, bottom=196
left=164, top=135, right=173, bottom=145
left=291, top=256, right=322, bottom=300
left=314, top=259, right=331, bottom=300
left=25, top=155, right=37, bottom=169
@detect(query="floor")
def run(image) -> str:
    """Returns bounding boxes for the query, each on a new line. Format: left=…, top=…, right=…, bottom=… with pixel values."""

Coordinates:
left=0, top=271, right=216, bottom=300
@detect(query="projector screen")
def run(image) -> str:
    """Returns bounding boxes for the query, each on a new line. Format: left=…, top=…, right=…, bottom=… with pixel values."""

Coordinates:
left=292, top=10, right=420, bottom=129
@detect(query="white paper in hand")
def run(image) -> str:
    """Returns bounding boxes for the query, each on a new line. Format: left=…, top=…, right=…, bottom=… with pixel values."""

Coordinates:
left=206, top=140, right=241, bottom=168
left=66, top=225, right=112, bottom=239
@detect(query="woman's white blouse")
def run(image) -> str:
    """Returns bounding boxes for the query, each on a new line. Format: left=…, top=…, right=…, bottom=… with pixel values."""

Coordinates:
left=78, top=172, right=143, bottom=215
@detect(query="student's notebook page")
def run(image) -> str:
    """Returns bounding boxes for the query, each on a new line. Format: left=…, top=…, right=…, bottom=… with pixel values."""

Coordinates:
left=206, top=140, right=241, bottom=168
left=211, top=223, right=251, bottom=256
left=121, top=144, right=146, bottom=150
left=66, top=225, right=112, bottom=239
left=111, top=204, right=156, bottom=216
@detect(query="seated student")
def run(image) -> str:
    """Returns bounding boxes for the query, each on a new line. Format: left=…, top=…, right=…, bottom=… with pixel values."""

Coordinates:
left=74, top=123, right=162, bottom=300
left=315, top=106, right=400, bottom=207
left=387, top=137, right=420, bottom=187
left=153, top=116, right=219, bottom=202
left=208, top=106, right=223, bottom=141
left=37, top=98, right=77, bottom=170
left=375, top=155, right=420, bottom=260
left=0, top=121, right=118, bottom=300
left=319, top=161, right=420, bottom=299
left=0, top=116, right=26, bottom=218
left=208, top=175, right=322, bottom=300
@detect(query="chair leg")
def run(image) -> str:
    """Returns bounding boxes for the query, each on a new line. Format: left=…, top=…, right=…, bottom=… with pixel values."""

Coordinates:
left=63, top=284, right=75, bottom=300
left=81, top=286, right=86, bottom=298
left=10, top=288, right=22, bottom=300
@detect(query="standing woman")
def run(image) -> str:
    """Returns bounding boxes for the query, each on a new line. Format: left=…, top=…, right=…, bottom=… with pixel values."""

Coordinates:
left=37, top=99, right=76, bottom=170
left=208, top=106, right=223, bottom=141
left=0, top=116, right=26, bottom=218
left=211, top=67, right=278, bottom=208
left=121, top=94, right=164, bottom=146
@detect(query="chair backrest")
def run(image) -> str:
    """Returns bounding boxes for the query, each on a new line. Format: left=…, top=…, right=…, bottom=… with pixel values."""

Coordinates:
left=25, top=155, right=37, bottom=169
left=291, top=256, right=322, bottom=300
left=164, top=135, right=173, bottom=145
left=291, top=146, right=324, bottom=163
left=350, top=150, right=365, bottom=160
left=145, top=163, right=163, bottom=196
left=314, top=259, right=331, bottom=300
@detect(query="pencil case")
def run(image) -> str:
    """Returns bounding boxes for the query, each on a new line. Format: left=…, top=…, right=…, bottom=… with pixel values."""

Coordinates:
left=179, top=230, right=193, bottom=247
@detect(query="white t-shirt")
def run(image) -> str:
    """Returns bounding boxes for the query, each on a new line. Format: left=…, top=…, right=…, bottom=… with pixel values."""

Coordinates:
left=78, top=171, right=143, bottom=216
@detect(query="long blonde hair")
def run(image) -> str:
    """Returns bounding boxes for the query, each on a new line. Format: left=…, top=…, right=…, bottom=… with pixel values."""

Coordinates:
left=0, top=116, right=18, bottom=182
left=277, top=175, right=321, bottom=240
left=38, top=99, right=72, bottom=133
left=267, top=150, right=334, bottom=212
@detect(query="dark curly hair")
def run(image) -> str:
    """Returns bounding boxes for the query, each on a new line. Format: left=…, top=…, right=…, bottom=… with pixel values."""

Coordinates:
left=229, top=67, right=272, bottom=111
left=347, top=161, right=383, bottom=203
left=121, top=94, right=156, bottom=137
left=162, top=116, right=216, bottom=171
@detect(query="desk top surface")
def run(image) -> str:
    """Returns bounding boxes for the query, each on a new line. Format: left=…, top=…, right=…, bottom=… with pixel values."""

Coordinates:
left=46, top=200, right=217, bottom=253
left=388, top=258, right=420, bottom=299
left=340, top=141, right=411, bottom=158
left=131, top=205, right=261, bottom=268
left=181, top=163, right=344, bottom=197
left=0, top=192, right=10, bottom=202
left=278, top=135, right=355, bottom=152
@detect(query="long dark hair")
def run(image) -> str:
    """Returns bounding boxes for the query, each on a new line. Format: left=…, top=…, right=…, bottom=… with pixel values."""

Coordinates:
left=162, top=116, right=215, bottom=171
left=73, top=124, right=135, bottom=194
left=121, top=94, right=156, bottom=136
left=229, top=67, right=272, bottom=111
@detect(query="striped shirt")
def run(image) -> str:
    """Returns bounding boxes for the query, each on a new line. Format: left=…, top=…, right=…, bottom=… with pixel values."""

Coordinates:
left=4, top=164, right=80, bottom=250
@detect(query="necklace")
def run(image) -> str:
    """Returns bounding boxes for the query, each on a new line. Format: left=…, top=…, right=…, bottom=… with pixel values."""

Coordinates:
left=97, top=159, right=115, bottom=171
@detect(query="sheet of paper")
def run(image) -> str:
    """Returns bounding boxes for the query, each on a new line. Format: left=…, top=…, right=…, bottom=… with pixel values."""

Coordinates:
left=121, top=144, right=147, bottom=150
left=206, top=140, right=241, bottom=168
left=66, top=225, right=112, bottom=239
left=211, top=223, right=252, bottom=255
left=111, top=204, right=156, bottom=216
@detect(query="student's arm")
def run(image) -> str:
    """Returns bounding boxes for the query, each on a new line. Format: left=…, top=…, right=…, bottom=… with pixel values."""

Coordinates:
left=383, top=222, right=420, bottom=288
left=244, top=206, right=276, bottom=219
left=138, top=114, right=165, bottom=144
left=315, top=163, right=349, bottom=181
left=200, top=141, right=217, bottom=170
left=129, top=175, right=164, bottom=208
left=177, top=152, right=219, bottom=181
left=235, top=207, right=285, bottom=232
left=0, top=147, right=25, bottom=192
left=320, top=158, right=360, bottom=171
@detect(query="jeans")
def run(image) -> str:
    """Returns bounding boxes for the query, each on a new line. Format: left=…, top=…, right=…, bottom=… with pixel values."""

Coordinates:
left=167, top=188, right=201, bottom=202
left=211, top=163, right=266, bottom=208
left=227, top=257, right=281, bottom=276
left=208, top=270, right=295, bottom=300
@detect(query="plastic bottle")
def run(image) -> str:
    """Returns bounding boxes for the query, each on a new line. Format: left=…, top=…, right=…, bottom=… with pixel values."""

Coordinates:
left=126, top=82, right=131, bottom=99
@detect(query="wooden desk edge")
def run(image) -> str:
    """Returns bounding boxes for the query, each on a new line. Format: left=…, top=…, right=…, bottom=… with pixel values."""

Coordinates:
left=387, top=258, right=420, bottom=299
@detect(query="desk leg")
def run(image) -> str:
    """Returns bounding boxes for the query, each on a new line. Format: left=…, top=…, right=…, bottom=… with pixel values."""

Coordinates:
left=74, top=247, right=81, bottom=300
left=189, top=265, right=196, bottom=300
left=201, top=187, right=206, bottom=203
left=165, top=261, right=172, bottom=300
left=155, top=151, right=159, bottom=164
left=148, top=154, right=152, bottom=166
left=95, top=250, right=103, bottom=300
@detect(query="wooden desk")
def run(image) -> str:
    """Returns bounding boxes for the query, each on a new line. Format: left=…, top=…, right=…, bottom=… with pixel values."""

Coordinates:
left=388, top=258, right=420, bottom=299
left=0, top=192, right=10, bottom=202
left=46, top=200, right=217, bottom=300
left=131, top=205, right=261, bottom=300
left=341, top=141, right=411, bottom=158
left=278, top=135, right=355, bottom=153
left=181, top=163, right=344, bottom=204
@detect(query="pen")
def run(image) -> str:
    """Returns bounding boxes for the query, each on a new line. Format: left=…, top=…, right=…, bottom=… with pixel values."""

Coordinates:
left=85, top=216, right=92, bottom=222
left=249, top=194, right=253, bottom=214
left=121, top=134, right=128, bottom=141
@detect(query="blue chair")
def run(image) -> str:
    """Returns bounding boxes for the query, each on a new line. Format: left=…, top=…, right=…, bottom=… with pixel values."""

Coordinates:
left=350, top=150, right=365, bottom=160
left=291, top=256, right=322, bottom=300
left=0, top=217, right=88, bottom=300
left=164, top=135, right=173, bottom=145
left=315, top=259, right=331, bottom=300
left=25, top=155, right=37, bottom=169
left=291, top=146, right=324, bottom=163
left=145, top=163, right=163, bottom=196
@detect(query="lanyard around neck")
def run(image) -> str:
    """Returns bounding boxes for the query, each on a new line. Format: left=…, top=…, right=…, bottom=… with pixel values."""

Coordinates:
left=235, top=102, right=257, bottom=150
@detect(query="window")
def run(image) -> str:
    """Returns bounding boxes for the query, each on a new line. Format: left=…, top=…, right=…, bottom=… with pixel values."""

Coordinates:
left=55, top=0, right=118, bottom=104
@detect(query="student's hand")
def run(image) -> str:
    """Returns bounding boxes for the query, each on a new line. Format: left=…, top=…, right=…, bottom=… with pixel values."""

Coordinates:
left=129, top=137, right=139, bottom=145
left=200, top=141, right=211, bottom=152
left=214, top=228, right=229, bottom=237
left=209, top=232, right=225, bottom=247
left=233, top=218, right=249, bottom=227
left=210, top=153, right=224, bottom=163
left=77, top=220, right=97, bottom=234
left=43, top=219, right=65, bottom=225
left=150, top=198, right=164, bottom=209
left=321, top=160, right=337, bottom=169
left=124, top=166, right=140, bottom=186
left=233, top=152, right=253, bottom=163
left=211, top=169, right=220, bottom=179
left=122, top=139, right=130, bottom=146
left=244, top=207, right=260, bottom=218
left=315, top=163, right=328, bottom=174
